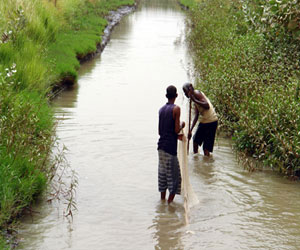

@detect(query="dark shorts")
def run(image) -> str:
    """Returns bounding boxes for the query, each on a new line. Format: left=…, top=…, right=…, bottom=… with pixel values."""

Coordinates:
left=193, top=120, right=218, bottom=152
left=158, top=150, right=181, bottom=195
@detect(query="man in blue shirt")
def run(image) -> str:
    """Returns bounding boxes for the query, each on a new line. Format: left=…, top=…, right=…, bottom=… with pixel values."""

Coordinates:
left=157, top=85, right=185, bottom=203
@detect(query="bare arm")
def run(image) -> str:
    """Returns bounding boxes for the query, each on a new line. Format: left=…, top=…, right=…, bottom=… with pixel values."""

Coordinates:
left=191, top=90, right=209, bottom=110
left=173, top=105, right=181, bottom=134
left=190, top=105, right=199, bottom=132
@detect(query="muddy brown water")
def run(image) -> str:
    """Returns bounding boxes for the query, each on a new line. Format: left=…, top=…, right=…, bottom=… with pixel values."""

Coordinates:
left=17, top=0, right=300, bottom=249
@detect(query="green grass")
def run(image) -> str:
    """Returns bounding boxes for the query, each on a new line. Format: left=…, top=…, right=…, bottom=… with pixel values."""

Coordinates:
left=48, top=0, right=135, bottom=84
left=178, top=0, right=197, bottom=9
left=0, top=88, right=54, bottom=224
left=0, top=237, right=8, bottom=250
left=0, top=0, right=136, bottom=247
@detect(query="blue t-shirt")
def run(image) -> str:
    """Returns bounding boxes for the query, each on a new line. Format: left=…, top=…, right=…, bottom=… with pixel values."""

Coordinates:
left=157, top=103, right=178, bottom=155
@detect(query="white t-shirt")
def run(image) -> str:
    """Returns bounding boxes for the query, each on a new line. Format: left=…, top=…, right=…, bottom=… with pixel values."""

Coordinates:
left=195, top=92, right=218, bottom=124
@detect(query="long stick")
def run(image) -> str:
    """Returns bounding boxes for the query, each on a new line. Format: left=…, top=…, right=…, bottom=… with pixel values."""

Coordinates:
left=187, top=99, right=192, bottom=153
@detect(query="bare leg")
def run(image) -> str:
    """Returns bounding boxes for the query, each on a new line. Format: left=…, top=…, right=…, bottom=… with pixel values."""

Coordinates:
left=204, top=149, right=210, bottom=156
left=168, top=193, right=175, bottom=204
left=193, top=141, right=198, bottom=154
left=161, top=191, right=166, bottom=200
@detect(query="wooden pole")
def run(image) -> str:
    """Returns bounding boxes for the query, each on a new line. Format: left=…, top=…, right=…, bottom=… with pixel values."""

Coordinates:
left=187, top=99, right=192, bottom=153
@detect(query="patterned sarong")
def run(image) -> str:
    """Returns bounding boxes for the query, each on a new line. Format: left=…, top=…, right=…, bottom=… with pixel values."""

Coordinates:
left=158, top=149, right=181, bottom=195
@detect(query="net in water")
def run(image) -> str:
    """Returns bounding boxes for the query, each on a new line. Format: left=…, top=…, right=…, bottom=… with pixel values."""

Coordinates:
left=178, top=130, right=199, bottom=224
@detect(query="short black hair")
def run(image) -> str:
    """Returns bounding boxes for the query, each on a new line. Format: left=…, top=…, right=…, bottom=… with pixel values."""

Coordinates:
left=166, top=85, right=177, bottom=99
left=183, top=82, right=192, bottom=92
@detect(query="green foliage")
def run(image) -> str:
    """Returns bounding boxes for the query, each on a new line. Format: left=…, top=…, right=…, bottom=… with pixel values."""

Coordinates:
left=242, top=0, right=300, bottom=43
left=185, top=0, right=300, bottom=172
left=48, top=0, right=135, bottom=83
left=178, top=0, right=197, bottom=9
left=0, top=0, right=136, bottom=247
left=0, top=65, right=54, bottom=227
left=0, top=0, right=59, bottom=45
left=0, top=0, right=58, bottom=93
left=48, top=1, right=106, bottom=81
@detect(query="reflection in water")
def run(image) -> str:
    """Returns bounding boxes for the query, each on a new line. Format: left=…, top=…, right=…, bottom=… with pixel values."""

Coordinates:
left=151, top=202, right=185, bottom=250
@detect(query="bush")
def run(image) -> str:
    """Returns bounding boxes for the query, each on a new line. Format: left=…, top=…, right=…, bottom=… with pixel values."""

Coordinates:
left=184, top=0, right=300, bottom=172
left=242, top=0, right=300, bottom=43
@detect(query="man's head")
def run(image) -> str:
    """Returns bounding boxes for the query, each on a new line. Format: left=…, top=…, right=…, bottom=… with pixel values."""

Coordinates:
left=183, top=82, right=193, bottom=98
left=166, top=85, right=178, bottom=100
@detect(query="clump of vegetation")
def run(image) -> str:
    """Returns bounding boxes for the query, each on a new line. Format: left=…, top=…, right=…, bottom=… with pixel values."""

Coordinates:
left=181, top=0, right=300, bottom=173
left=0, top=0, right=135, bottom=247
left=242, top=0, right=300, bottom=42
left=48, top=0, right=135, bottom=88
left=0, top=63, right=55, bottom=247
left=178, top=0, right=197, bottom=9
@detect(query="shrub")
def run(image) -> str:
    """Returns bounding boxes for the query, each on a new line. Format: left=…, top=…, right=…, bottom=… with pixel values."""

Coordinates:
left=184, top=0, right=300, bottom=172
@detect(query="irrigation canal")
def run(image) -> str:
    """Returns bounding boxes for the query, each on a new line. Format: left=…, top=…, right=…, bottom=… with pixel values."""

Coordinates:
left=17, top=0, right=300, bottom=249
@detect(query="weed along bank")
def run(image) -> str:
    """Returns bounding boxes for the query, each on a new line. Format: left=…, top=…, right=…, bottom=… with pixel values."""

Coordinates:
left=0, top=0, right=136, bottom=248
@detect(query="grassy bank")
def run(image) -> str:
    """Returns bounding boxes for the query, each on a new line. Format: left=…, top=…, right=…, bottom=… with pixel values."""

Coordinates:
left=181, top=0, right=300, bottom=172
left=48, top=0, right=136, bottom=88
left=0, top=0, right=135, bottom=247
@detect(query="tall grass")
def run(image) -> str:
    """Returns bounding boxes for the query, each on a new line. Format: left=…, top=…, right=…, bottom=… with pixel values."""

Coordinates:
left=48, top=0, right=135, bottom=86
left=0, top=0, right=136, bottom=247
left=178, top=0, right=197, bottom=9
left=0, top=0, right=57, bottom=232
left=0, top=0, right=58, bottom=92
left=0, top=64, right=54, bottom=247
left=182, top=0, right=300, bottom=172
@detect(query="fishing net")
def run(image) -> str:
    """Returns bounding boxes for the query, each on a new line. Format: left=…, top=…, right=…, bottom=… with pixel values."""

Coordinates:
left=178, top=129, right=199, bottom=224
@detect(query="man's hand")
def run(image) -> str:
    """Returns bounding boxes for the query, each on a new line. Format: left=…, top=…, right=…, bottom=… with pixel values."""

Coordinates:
left=181, top=121, right=185, bottom=129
